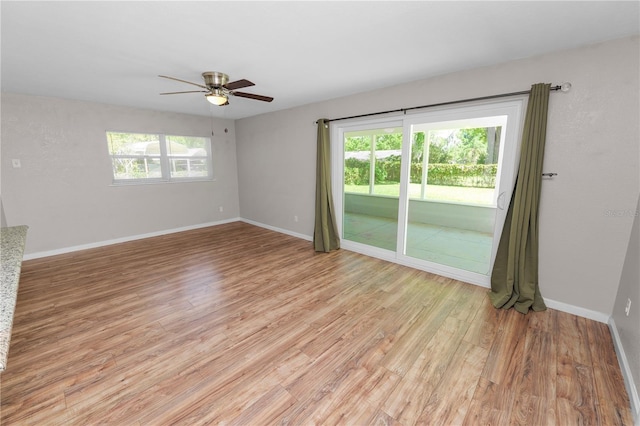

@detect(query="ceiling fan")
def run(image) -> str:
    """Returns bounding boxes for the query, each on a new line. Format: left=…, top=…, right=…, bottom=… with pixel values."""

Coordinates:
left=159, top=72, right=273, bottom=106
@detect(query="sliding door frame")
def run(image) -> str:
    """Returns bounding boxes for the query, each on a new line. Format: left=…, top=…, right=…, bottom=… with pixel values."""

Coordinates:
left=332, top=118, right=404, bottom=259
left=331, top=98, right=526, bottom=287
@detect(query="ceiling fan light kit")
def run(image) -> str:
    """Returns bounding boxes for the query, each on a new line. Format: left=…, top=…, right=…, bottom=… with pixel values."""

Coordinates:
left=206, top=89, right=228, bottom=106
left=159, top=71, right=273, bottom=107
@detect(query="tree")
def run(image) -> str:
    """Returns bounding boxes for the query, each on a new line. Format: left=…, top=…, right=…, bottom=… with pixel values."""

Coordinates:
left=166, top=135, right=208, bottom=149
left=425, top=131, right=452, bottom=163
left=375, top=133, right=402, bottom=150
left=107, top=132, right=158, bottom=154
left=345, top=132, right=403, bottom=152
left=345, top=136, right=371, bottom=152
left=449, top=128, right=488, bottom=164
left=412, top=132, right=424, bottom=162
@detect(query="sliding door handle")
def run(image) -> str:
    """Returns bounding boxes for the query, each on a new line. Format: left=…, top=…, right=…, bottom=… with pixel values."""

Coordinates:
left=497, top=192, right=506, bottom=210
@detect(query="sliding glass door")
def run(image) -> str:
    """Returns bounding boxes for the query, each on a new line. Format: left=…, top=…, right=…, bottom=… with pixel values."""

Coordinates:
left=341, top=122, right=403, bottom=252
left=334, top=100, right=524, bottom=285
left=402, top=115, right=510, bottom=274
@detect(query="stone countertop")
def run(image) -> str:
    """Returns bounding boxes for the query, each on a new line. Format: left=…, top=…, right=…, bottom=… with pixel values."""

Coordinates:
left=0, top=225, right=28, bottom=372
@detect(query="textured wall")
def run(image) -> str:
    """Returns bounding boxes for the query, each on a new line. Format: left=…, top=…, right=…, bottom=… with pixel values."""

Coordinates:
left=1, top=94, right=240, bottom=254
left=236, top=35, right=639, bottom=316
left=612, top=195, right=640, bottom=415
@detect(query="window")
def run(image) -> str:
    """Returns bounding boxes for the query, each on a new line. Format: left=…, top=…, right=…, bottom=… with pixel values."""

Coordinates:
left=344, top=127, right=403, bottom=197
left=335, top=99, right=524, bottom=282
left=106, top=132, right=213, bottom=183
left=409, top=116, right=507, bottom=207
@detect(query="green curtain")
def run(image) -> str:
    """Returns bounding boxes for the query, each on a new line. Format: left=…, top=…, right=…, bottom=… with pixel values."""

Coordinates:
left=313, top=119, right=340, bottom=252
left=489, top=83, right=550, bottom=314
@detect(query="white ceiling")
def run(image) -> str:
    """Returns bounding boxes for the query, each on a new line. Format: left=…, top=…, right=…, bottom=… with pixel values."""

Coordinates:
left=2, top=1, right=639, bottom=120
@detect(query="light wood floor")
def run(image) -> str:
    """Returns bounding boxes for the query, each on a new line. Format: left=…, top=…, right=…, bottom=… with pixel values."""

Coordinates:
left=1, top=222, right=632, bottom=425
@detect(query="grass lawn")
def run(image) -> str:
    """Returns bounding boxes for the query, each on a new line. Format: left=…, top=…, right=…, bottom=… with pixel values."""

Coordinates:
left=344, top=183, right=495, bottom=205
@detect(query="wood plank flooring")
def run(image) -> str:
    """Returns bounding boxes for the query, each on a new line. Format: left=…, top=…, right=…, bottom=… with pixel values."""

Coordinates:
left=0, top=222, right=633, bottom=425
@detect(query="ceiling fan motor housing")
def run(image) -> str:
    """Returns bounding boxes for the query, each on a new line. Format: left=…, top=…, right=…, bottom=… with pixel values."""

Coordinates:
left=202, top=72, right=229, bottom=89
left=159, top=72, right=272, bottom=104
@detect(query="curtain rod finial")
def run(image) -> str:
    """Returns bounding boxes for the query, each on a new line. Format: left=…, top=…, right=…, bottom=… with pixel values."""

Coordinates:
left=560, top=82, right=572, bottom=92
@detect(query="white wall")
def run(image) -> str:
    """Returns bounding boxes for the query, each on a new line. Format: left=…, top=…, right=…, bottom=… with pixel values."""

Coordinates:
left=236, top=35, right=639, bottom=316
left=1, top=94, right=240, bottom=254
left=236, top=104, right=325, bottom=235
left=611, top=194, right=640, bottom=419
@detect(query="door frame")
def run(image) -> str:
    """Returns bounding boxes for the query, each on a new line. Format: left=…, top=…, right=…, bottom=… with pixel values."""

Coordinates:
left=331, top=98, right=526, bottom=287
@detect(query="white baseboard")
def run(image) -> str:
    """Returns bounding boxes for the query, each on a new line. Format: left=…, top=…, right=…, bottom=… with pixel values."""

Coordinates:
left=22, top=218, right=241, bottom=260
left=240, top=218, right=313, bottom=242
left=609, top=318, right=640, bottom=425
left=543, top=298, right=610, bottom=324
left=610, top=318, right=640, bottom=424
left=26, top=216, right=612, bottom=325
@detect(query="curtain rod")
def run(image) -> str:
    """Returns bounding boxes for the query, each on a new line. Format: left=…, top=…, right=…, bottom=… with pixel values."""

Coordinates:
left=318, top=83, right=570, bottom=124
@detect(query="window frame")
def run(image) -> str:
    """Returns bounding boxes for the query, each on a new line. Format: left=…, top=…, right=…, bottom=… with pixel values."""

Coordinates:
left=106, top=132, right=214, bottom=184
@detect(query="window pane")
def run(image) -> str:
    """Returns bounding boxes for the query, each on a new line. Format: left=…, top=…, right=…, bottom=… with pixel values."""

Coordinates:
left=407, top=126, right=500, bottom=206
left=111, top=157, right=162, bottom=180
left=372, top=131, right=401, bottom=197
left=107, top=132, right=159, bottom=155
left=107, top=132, right=161, bottom=180
left=405, top=121, right=504, bottom=274
left=422, top=127, right=499, bottom=206
left=343, top=127, right=400, bottom=252
left=344, top=134, right=372, bottom=193
left=165, top=135, right=211, bottom=178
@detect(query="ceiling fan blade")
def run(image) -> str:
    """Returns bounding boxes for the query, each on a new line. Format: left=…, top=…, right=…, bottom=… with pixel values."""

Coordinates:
left=160, top=90, right=208, bottom=95
left=231, top=91, right=274, bottom=102
left=158, top=75, right=208, bottom=90
left=225, top=79, right=255, bottom=90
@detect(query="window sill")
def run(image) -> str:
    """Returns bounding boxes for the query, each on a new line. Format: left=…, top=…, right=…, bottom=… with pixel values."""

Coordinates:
left=109, top=177, right=216, bottom=187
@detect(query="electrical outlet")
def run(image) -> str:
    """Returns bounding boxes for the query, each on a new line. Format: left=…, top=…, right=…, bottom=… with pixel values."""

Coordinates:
left=12, top=159, right=21, bottom=168
left=625, top=298, right=632, bottom=316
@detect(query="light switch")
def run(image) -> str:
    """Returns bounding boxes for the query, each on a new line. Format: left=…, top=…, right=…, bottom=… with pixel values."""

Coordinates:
left=12, top=159, right=21, bottom=168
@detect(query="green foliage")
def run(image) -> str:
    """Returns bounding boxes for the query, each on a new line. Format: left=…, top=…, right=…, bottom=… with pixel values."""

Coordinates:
left=345, top=136, right=370, bottom=152
left=428, top=143, right=451, bottom=164
left=375, top=133, right=402, bottom=150
left=449, top=127, right=488, bottom=164
left=166, top=135, right=207, bottom=149
left=344, top=158, right=370, bottom=185
left=425, top=163, right=497, bottom=187
left=343, top=127, right=500, bottom=188
left=380, top=155, right=402, bottom=182
left=344, top=133, right=402, bottom=152
left=412, top=132, right=424, bottom=162
left=423, top=132, right=452, bottom=164
left=107, top=132, right=158, bottom=154
left=344, top=157, right=389, bottom=185
left=345, top=157, right=497, bottom=188
left=373, top=161, right=387, bottom=183
left=107, top=132, right=207, bottom=155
